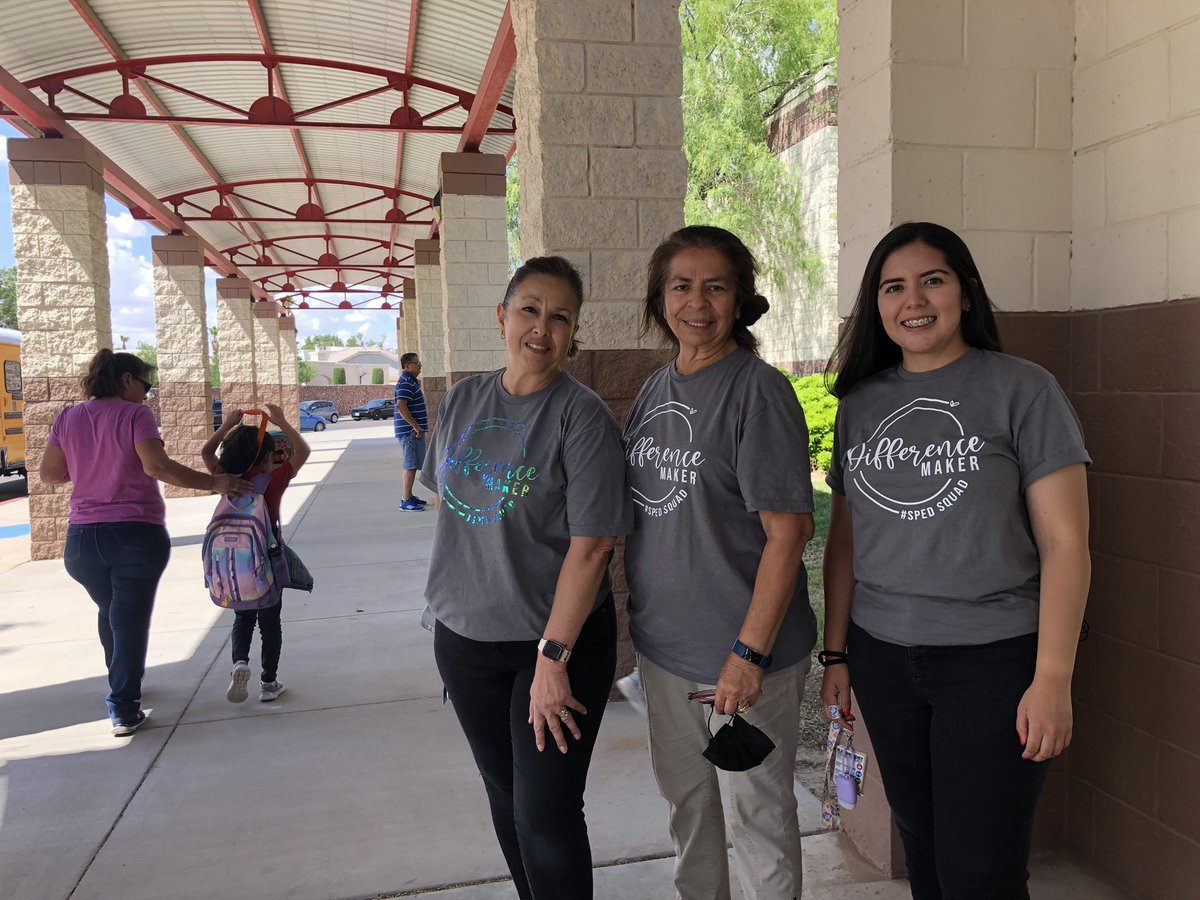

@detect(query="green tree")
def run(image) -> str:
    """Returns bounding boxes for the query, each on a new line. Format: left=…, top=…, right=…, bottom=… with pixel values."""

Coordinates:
left=0, top=266, right=17, bottom=329
left=680, top=0, right=837, bottom=289
left=371, top=367, right=384, bottom=384
left=507, top=156, right=521, bottom=270
left=209, top=326, right=220, bottom=386
left=333, top=367, right=346, bottom=385
left=133, top=341, right=160, bottom=386
left=296, top=356, right=316, bottom=385
left=301, top=334, right=345, bottom=350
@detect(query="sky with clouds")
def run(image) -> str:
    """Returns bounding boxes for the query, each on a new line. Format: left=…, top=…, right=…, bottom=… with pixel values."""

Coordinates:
left=0, top=121, right=400, bottom=351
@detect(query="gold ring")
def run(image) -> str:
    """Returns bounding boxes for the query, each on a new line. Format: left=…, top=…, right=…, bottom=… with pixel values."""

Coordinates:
left=736, top=704, right=749, bottom=714
left=557, top=707, right=571, bottom=721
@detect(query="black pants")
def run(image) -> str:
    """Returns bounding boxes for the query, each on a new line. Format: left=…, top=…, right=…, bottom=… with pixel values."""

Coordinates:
left=848, top=621, right=1048, bottom=900
left=434, top=596, right=617, bottom=900
left=232, top=599, right=283, bottom=683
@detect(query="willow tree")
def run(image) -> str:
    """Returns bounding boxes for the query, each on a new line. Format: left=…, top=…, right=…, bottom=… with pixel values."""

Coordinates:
left=681, top=0, right=837, bottom=289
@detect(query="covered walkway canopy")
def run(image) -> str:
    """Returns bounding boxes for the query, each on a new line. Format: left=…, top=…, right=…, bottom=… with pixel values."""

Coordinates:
left=0, top=0, right=516, bottom=303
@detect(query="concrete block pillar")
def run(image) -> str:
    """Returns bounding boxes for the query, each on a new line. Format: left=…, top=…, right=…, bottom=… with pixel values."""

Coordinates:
left=414, top=238, right=447, bottom=422
left=9, top=137, right=112, bottom=559
left=278, top=317, right=300, bottom=431
left=400, top=277, right=420, bottom=357
left=215, top=278, right=257, bottom=415
left=151, top=235, right=213, bottom=498
left=438, top=152, right=510, bottom=384
left=512, top=0, right=688, bottom=679
left=251, top=302, right=283, bottom=412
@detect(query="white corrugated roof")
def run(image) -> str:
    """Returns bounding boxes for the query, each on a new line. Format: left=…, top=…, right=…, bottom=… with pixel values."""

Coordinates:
left=0, top=0, right=514, bottom=297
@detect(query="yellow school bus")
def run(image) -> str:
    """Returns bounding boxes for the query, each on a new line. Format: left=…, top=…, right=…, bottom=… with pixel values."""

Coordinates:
left=0, top=328, right=25, bottom=478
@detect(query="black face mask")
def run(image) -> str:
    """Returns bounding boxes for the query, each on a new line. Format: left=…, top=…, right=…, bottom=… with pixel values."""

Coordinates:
left=702, top=714, right=776, bottom=772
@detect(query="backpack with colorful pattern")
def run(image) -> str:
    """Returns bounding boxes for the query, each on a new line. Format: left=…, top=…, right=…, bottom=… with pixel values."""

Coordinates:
left=202, top=471, right=281, bottom=610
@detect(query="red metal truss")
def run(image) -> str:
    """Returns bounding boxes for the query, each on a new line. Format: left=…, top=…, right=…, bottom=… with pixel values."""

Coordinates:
left=2, top=53, right=516, bottom=135
left=0, top=62, right=266, bottom=288
left=388, top=0, right=423, bottom=262
left=222, top=234, right=415, bottom=269
left=256, top=265, right=413, bottom=292
left=154, top=177, right=433, bottom=228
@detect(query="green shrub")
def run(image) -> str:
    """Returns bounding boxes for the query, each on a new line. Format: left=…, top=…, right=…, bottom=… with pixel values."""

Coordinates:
left=781, top=370, right=837, bottom=472
left=333, top=367, right=346, bottom=385
left=371, top=367, right=384, bottom=385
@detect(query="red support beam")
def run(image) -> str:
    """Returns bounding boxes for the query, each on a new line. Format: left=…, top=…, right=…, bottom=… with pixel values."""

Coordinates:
left=458, top=3, right=516, bottom=153
left=388, top=0, right=423, bottom=267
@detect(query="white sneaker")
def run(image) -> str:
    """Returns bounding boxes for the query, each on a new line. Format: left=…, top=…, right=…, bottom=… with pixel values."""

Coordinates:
left=259, top=681, right=286, bottom=702
left=226, top=661, right=251, bottom=703
left=616, top=668, right=647, bottom=716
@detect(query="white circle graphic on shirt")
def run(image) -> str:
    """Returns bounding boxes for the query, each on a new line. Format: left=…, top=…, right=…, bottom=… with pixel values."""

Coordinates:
left=844, top=398, right=984, bottom=521
left=625, top=401, right=705, bottom=518
left=439, top=416, right=539, bottom=526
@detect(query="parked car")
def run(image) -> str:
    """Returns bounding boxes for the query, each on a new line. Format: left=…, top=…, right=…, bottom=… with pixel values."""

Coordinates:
left=212, top=398, right=222, bottom=431
left=299, top=399, right=339, bottom=423
left=350, top=398, right=395, bottom=420
left=299, top=411, right=327, bottom=432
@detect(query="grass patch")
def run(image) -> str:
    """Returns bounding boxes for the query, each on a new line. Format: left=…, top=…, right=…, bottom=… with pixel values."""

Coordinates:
left=804, top=474, right=832, bottom=635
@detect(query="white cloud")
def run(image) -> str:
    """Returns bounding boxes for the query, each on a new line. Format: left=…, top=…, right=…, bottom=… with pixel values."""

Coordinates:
left=107, top=235, right=155, bottom=346
left=107, top=211, right=150, bottom=239
left=0, top=136, right=8, bottom=163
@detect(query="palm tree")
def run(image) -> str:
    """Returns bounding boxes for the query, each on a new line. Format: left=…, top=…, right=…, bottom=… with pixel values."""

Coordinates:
left=119, top=335, right=129, bottom=349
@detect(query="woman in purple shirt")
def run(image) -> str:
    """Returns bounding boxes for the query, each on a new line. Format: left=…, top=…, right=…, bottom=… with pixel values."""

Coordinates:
left=39, top=350, right=249, bottom=736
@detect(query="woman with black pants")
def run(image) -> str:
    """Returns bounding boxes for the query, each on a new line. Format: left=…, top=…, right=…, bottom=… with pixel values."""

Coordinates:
left=820, top=223, right=1091, bottom=899
left=39, top=350, right=249, bottom=735
left=420, top=257, right=632, bottom=899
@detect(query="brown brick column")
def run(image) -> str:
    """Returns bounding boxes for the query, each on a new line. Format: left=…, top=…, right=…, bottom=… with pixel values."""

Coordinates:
left=215, top=278, right=256, bottom=414
left=400, top=277, right=420, bottom=357
left=151, top=235, right=212, bottom=498
left=9, top=137, right=112, bottom=559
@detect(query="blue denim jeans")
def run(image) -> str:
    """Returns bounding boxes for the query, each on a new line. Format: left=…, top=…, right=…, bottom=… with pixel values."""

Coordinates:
left=64, top=522, right=171, bottom=723
left=434, top=596, right=617, bottom=900
left=848, top=621, right=1048, bottom=900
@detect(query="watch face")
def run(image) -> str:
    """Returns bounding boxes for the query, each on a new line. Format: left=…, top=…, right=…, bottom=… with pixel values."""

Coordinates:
left=541, top=640, right=564, bottom=661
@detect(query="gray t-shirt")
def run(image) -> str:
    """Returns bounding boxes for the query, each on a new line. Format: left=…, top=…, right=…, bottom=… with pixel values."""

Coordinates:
left=826, top=348, right=1090, bottom=646
left=623, top=348, right=817, bottom=683
left=420, top=369, right=633, bottom=641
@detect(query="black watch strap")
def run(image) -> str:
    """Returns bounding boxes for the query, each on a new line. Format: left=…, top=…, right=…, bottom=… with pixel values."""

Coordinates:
left=731, top=638, right=772, bottom=669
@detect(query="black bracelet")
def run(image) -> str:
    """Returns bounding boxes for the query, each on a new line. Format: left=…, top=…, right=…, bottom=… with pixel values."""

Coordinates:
left=817, top=650, right=848, bottom=667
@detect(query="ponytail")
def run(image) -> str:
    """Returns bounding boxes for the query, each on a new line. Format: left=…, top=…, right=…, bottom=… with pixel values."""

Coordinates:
left=80, top=348, right=155, bottom=399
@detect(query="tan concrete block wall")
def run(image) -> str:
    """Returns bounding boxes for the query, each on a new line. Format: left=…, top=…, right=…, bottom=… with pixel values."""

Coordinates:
left=512, top=0, right=686, bottom=352
left=279, top=322, right=300, bottom=430
left=1072, top=3, right=1200, bottom=310
left=838, top=0, right=1074, bottom=316
left=215, top=279, right=257, bottom=413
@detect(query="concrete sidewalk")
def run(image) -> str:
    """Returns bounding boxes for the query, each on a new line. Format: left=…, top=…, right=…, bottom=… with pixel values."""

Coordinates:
left=0, top=421, right=1128, bottom=899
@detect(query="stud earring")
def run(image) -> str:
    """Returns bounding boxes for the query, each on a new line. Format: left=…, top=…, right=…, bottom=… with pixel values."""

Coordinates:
left=963, top=303, right=971, bottom=312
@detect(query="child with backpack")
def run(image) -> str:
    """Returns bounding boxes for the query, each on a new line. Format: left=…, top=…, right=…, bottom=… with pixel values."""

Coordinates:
left=202, top=404, right=310, bottom=703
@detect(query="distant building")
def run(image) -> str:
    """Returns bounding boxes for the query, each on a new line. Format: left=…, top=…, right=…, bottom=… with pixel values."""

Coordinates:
left=299, top=346, right=400, bottom=385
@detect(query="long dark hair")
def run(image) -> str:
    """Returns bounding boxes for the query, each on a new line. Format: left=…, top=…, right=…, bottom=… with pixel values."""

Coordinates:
left=81, top=349, right=155, bottom=399
left=641, top=225, right=770, bottom=356
left=826, top=222, right=1002, bottom=398
left=218, top=425, right=276, bottom=476
left=502, top=256, right=585, bottom=358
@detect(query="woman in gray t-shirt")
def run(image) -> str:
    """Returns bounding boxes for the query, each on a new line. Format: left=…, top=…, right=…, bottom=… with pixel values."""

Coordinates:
left=419, top=257, right=632, bottom=900
left=623, top=226, right=817, bottom=900
left=821, top=222, right=1091, bottom=899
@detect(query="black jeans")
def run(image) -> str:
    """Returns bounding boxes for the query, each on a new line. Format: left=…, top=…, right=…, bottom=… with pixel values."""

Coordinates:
left=848, top=621, right=1048, bottom=900
left=64, top=522, right=171, bottom=723
left=434, top=596, right=617, bottom=900
left=232, top=599, right=283, bottom=683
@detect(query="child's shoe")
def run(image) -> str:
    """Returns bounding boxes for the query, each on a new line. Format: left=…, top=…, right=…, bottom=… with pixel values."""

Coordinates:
left=259, top=680, right=286, bottom=702
left=226, top=661, right=251, bottom=703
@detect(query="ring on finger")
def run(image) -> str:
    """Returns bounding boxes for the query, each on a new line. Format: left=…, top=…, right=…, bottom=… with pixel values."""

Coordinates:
left=736, top=703, right=749, bottom=714
left=557, top=707, right=571, bottom=721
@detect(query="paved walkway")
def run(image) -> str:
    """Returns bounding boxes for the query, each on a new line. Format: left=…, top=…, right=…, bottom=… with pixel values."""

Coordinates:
left=0, top=422, right=1129, bottom=899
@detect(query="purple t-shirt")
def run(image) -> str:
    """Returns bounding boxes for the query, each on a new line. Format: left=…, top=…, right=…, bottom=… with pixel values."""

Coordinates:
left=48, top=400, right=166, bottom=526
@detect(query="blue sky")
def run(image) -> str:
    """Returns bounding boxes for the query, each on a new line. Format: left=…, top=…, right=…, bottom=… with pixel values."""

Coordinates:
left=0, top=120, right=397, bottom=350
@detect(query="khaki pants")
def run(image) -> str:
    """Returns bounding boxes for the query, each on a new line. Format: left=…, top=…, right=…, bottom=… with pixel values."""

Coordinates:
left=640, top=654, right=808, bottom=900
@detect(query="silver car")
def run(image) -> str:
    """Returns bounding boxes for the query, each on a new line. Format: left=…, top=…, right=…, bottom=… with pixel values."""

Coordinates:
left=299, top=400, right=339, bottom=423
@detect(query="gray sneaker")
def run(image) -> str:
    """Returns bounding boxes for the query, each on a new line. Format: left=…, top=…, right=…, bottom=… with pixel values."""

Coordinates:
left=259, top=681, right=286, bottom=702
left=226, top=661, right=251, bottom=703
left=616, top=668, right=647, bottom=716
